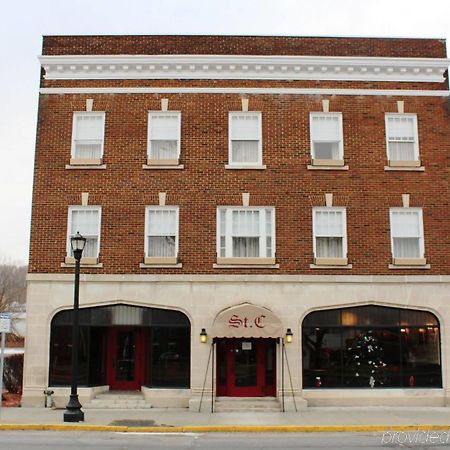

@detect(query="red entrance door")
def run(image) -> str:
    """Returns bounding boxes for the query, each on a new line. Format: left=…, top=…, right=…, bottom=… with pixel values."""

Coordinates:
left=107, top=328, right=144, bottom=390
left=216, top=338, right=276, bottom=397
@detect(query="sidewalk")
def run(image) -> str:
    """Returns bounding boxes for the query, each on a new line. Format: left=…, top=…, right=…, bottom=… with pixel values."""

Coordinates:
left=2, top=406, right=450, bottom=432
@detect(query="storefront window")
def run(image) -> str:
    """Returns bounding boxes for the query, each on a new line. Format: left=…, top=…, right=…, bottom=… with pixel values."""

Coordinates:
left=303, top=306, right=441, bottom=389
left=49, top=305, right=190, bottom=388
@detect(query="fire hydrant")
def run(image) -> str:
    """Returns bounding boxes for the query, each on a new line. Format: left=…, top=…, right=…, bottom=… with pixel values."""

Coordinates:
left=43, top=388, right=55, bottom=408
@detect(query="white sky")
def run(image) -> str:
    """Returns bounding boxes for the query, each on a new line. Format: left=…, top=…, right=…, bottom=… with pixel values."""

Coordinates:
left=0, top=0, right=449, bottom=265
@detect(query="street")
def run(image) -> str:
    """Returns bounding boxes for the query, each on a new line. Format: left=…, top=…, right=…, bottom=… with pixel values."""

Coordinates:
left=0, top=431, right=441, bottom=449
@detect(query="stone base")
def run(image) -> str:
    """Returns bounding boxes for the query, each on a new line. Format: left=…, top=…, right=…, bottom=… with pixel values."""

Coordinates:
left=281, top=396, right=308, bottom=411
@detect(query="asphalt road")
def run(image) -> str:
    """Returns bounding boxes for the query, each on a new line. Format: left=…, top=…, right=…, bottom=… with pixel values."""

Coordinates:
left=0, top=430, right=442, bottom=449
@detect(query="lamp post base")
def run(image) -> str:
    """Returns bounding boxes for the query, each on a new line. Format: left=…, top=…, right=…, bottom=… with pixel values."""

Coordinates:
left=63, top=394, right=84, bottom=422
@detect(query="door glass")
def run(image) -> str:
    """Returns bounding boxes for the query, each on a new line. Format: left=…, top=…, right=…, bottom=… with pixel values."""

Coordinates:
left=116, top=331, right=135, bottom=381
left=265, top=340, right=274, bottom=386
left=235, top=340, right=257, bottom=387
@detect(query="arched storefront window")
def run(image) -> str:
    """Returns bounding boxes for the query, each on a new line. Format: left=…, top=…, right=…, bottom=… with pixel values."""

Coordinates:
left=302, top=306, right=441, bottom=389
left=49, top=305, right=190, bottom=388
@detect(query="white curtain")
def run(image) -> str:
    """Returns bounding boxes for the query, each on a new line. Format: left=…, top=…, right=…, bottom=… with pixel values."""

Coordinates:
left=147, top=209, right=177, bottom=257
left=149, top=114, right=179, bottom=159
left=316, top=237, right=343, bottom=257
left=150, top=140, right=178, bottom=159
left=311, top=115, right=341, bottom=160
left=232, top=141, right=259, bottom=163
left=74, top=115, right=103, bottom=159
left=387, top=116, right=416, bottom=160
left=70, top=209, right=99, bottom=257
left=391, top=211, right=421, bottom=257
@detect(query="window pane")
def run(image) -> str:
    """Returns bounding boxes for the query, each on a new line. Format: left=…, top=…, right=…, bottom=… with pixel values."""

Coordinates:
left=387, top=116, right=415, bottom=140
left=150, top=327, right=190, bottom=388
left=76, top=115, right=103, bottom=140
left=391, top=211, right=420, bottom=237
left=150, top=140, right=178, bottom=159
left=148, top=210, right=177, bottom=235
left=232, top=237, right=259, bottom=257
left=71, top=210, right=99, bottom=236
left=74, top=142, right=102, bottom=159
left=313, top=142, right=340, bottom=160
left=148, top=236, right=176, bottom=257
left=303, top=327, right=342, bottom=388
left=231, top=114, right=259, bottom=140
left=401, top=327, right=441, bottom=387
left=232, top=141, right=259, bottom=163
left=311, top=115, right=340, bottom=140
left=149, top=115, right=179, bottom=140
left=393, top=237, right=420, bottom=258
left=315, top=210, right=343, bottom=236
left=388, top=142, right=415, bottom=160
left=316, top=237, right=343, bottom=257
left=232, top=210, right=260, bottom=236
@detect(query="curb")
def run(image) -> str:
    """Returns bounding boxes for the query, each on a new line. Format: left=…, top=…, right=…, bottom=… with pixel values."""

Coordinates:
left=0, top=424, right=450, bottom=433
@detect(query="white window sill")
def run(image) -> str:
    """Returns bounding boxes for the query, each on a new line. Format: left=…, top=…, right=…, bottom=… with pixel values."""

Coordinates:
left=225, top=164, right=267, bottom=170
left=389, top=264, right=431, bottom=270
left=310, top=264, right=353, bottom=269
left=66, top=164, right=106, bottom=170
left=213, top=263, right=279, bottom=268
left=143, top=164, right=184, bottom=170
left=307, top=165, right=349, bottom=171
left=140, top=263, right=183, bottom=268
left=61, top=262, right=103, bottom=268
left=384, top=166, right=425, bottom=172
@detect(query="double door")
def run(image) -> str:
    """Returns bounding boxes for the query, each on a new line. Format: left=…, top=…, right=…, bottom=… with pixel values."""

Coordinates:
left=216, top=338, right=276, bottom=397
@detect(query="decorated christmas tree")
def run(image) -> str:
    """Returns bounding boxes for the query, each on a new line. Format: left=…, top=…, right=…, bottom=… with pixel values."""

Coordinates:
left=345, top=330, right=387, bottom=388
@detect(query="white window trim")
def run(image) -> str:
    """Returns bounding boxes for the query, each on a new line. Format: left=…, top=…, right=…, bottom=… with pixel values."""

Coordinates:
left=309, top=112, right=344, bottom=163
left=312, top=207, right=347, bottom=262
left=147, top=111, right=181, bottom=164
left=216, top=206, right=275, bottom=260
left=70, top=112, right=106, bottom=163
left=389, top=207, right=425, bottom=262
left=66, top=206, right=102, bottom=261
left=228, top=112, right=263, bottom=167
left=384, top=113, right=420, bottom=164
left=144, top=206, right=180, bottom=261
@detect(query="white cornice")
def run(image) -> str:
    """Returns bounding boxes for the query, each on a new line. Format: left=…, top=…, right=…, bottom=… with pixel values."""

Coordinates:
left=39, top=55, right=450, bottom=82
left=39, top=87, right=450, bottom=97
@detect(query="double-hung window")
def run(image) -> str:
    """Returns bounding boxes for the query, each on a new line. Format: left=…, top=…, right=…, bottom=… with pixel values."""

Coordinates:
left=145, top=207, right=179, bottom=264
left=310, top=113, right=344, bottom=166
left=217, top=207, right=275, bottom=264
left=147, top=112, right=181, bottom=165
left=385, top=114, right=420, bottom=166
left=71, top=112, right=105, bottom=164
left=228, top=112, right=262, bottom=167
left=66, top=206, right=101, bottom=264
left=312, top=208, right=348, bottom=265
left=389, top=208, right=426, bottom=265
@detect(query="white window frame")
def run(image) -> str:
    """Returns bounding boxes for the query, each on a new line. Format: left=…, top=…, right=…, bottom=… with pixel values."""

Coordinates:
left=144, top=206, right=179, bottom=263
left=309, top=112, right=344, bottom=165
left=70, top=112, right=105, bottom=164
left=389, top=207, right=425, bottom=264
left=385, top=113, right=420, bottom=166
left=66, top=206, right=102, bottom=263
left=228, top=112, right=263, bottom=167
left=216, top=206, right=275, bottom=264
left=147, top=112, right=181, bottom=164
left=312, top=207, right=348, bottom=265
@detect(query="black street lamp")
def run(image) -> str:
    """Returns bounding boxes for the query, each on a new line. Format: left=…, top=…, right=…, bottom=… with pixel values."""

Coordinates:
left=63, top=232, right=86, bottom=423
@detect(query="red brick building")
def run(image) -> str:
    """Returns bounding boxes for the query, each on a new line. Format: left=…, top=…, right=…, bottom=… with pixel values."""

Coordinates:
left=23, top=35, right=450, bottom=410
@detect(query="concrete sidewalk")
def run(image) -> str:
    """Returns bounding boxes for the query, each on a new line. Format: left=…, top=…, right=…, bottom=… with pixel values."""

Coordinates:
left=1, top=406, right=450, bottom=432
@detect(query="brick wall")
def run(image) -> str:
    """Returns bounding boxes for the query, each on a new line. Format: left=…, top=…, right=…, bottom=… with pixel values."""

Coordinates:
left=29, top=90, right=450, bottom=275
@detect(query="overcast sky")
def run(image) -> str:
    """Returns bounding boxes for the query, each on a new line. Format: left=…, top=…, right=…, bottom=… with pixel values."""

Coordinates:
left=0, top=0, right=449, bottom=265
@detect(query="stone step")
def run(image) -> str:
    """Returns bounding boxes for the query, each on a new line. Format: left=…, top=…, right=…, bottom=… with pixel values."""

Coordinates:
left=214, top=397, right=281, bottom=412
left=83, top=390, right=152, bottom=409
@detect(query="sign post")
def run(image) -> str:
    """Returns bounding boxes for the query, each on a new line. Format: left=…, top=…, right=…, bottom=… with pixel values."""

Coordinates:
left=0, top=313, right=12, bottom=417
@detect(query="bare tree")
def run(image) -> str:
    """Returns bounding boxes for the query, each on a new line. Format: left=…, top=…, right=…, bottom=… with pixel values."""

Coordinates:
left=0, top=264, right=27, bottom=312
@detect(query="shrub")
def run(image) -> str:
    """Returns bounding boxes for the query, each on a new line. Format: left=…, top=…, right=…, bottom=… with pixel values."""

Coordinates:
left=3, top=354, right=23, bottom=394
